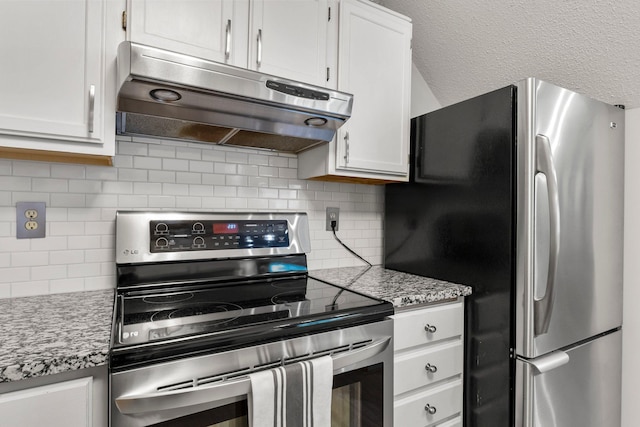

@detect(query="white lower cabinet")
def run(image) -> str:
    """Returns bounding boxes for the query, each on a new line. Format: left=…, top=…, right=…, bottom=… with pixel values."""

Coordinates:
left=0, top=366, right=108, bottom=427
left=393, top=300, right=465, bottom=426
left=0, top=377, right=92, bottom=427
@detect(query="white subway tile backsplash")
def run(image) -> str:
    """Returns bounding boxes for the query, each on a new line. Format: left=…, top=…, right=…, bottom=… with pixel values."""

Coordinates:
left=67, top=262, right=102, bottom=278
left=12, top=162, right=50, bottom=178
left=11, top=280, right=50, bottom=297
left=113, top=155, right=134, bottom=168
left=176, top=172, right=202, bottom=185
left=148, top=195, right=176, bottom=208
left=225, top=175, right=247, bottom=187
left=31, top=265, right=67, bottom=281
left=50, top=250, right=84, bottom=265
left=268, top=156, right=289, bottom=168
left=237, top=164, right=259, bottom=176
left=11, top=251, right=48, bottom=267
left=258, top=166, right=278, bottom=177
left=86, top=166, right=118, bottom=181
left=189, top=185, right=214, bottom=197
left=248, top=153, right=270, bottom=166
left=226, top=152, right=249, bottom=164
left=1, top=177, right=31, bottom=191
left=190, top=160, right=214, bottom=174
left=133, top=156, right=163, bottom=170
left=50, top=277, right=85, bottom=294
left=118, top=168, right=148, bottom=182
left=163, top=158, right=190, bottom=172
left=176, top=147, right=202, bottom=160
left=213, top=186, right=237, bottom=198
left=118, top=140, right=149, bottom=156
left=148, top=170, right=176, bottom=183
left=0, top=136, right=384, bottom=297
left=214, top=163, right=237, bottom=175
left=51, top=164, right=86, bottom=179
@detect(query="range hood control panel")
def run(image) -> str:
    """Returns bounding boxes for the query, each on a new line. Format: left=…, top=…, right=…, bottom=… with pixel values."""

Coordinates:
left=149, top=220, right=289, bottom=252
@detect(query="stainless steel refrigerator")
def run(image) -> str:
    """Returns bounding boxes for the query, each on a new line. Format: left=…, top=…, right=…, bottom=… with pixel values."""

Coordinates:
left=385, top=78, right=624, bottom=427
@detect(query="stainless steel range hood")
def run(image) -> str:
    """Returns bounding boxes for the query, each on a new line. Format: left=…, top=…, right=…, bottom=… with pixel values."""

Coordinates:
left=116, top=42, right=353, bottom=153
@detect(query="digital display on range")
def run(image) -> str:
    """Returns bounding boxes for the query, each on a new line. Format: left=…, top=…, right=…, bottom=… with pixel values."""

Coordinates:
left=213, top=223, right=238, bottom=234
left=149, top=220, right=289, bottom=252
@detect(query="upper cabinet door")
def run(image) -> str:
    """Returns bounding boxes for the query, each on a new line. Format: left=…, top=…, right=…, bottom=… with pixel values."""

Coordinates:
left=0, top=0, right=104, bottom=143
left=249, top=0, right=329, bottom=86
left=127, top=0, right=249, bottom=67
left=335, top=0, right=412, bottom=176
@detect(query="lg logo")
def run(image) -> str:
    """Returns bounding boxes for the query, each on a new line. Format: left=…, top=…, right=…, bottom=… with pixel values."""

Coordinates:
left=122, top=249, right=139, bottom=255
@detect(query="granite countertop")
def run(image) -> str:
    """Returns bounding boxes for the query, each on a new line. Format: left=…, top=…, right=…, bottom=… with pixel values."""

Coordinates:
left=0, top=267, right=470, bottom=384
left=0, top=289, right=114, bottom=383
left=310, top=266, right=472, bottom=309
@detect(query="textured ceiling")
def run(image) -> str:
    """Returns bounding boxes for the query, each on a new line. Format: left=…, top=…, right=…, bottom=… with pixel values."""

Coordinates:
left=380, top=0, right=640, bottom=109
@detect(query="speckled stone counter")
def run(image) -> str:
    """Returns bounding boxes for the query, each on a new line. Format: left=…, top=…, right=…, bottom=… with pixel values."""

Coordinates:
left=0, top=289, right=114, bottom=383
left=310, top=266, right=472, bottom=310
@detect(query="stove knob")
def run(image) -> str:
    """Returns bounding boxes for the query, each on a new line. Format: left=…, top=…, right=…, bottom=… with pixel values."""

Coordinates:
left=193, top=236, right=205, bottom=248
left=155, top=237, right=169, bottom=248
left=155, top=223, right=169, bottom=235
left=192, top=222, right=205, bottom=234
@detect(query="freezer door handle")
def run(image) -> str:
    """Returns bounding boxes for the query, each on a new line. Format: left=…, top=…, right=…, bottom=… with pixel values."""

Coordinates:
left=534, top=134, right=561, bottom=336
left=518, top=350, right=570, bottom=374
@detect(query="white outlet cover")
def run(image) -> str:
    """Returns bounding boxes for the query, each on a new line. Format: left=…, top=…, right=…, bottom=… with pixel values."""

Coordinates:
left=16, top=202, right=46, bottom=239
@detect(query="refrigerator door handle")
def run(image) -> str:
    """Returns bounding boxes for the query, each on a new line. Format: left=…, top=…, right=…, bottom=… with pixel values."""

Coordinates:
left=518, top=350, right=570, bottom=374
left=534, top=134, right=561, bottom=335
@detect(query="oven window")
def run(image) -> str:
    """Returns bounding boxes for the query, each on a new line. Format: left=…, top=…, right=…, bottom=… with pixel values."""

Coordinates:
left=148, top=363, right=384, bottom=427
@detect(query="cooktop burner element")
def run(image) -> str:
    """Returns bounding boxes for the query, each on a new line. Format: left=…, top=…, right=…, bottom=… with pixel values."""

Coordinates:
left=111, top=212, right=393, bottom=371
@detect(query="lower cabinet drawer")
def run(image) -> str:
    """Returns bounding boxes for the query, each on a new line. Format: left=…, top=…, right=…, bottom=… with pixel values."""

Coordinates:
left=394, top=340, right=463, bottom=395
left=393, top=301, right=463, bottom=351
left=394, top=379, right=463, bottom=427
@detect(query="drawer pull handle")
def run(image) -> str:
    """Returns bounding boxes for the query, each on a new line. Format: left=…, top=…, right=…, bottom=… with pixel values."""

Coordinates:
left=425, top=363, right=438, bottom=373
left=424, top=324, right=437, bottom=333
left=425, top=404, right=437, bottom=415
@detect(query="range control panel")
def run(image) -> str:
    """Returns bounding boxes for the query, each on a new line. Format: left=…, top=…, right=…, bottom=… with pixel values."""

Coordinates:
left=150, top=220, right=289, bottom=253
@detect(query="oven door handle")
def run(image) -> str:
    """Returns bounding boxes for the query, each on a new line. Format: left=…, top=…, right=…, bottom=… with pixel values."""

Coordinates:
left=115, top=336, right=391, bottom=415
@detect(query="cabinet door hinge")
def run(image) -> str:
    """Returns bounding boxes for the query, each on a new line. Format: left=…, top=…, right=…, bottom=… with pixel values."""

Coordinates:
left=328, top=6, right=331, bottom=22
left=122, top=10, right=127, bottom=31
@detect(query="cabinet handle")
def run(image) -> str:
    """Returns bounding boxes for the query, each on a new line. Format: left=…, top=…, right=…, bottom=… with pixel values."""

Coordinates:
left=344, top=131, right=349, bottom=164
left=257, top=29, right=263, bottom=68
left=425, top=363, right=438, bottom=373
left=88, top=84, right=95, bottom=133
left=425, top=404, right=437, bottom=415
left=424, top=324, right=437, bottom=333
left=225, top=19, right=231, bottom=60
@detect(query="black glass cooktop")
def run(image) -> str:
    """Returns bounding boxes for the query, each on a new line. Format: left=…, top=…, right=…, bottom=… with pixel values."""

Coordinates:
left=111, top=275, right=393, bottom=370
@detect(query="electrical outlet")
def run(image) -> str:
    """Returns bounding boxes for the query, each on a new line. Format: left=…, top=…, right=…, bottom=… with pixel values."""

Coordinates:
left=326, top=207, right=340, bottom=231
left=17, top=202, right=46, bottom=239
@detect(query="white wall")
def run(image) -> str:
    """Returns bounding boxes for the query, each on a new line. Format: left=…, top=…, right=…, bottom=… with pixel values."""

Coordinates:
left=0, top=136, right=384, bottom=298
left=410, top=63, right=442, bottom=117
left=622, top=107, right=640, bottom=427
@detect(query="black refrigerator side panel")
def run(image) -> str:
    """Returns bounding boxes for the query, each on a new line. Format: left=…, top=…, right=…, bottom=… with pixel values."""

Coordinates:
left=384, top=86, right=516, bottom=427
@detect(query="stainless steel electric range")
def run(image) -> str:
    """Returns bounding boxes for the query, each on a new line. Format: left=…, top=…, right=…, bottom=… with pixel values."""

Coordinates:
left=109, top=211, right=394, bottom=427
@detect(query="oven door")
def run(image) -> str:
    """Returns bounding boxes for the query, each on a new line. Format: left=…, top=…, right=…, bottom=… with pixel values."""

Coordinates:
left=110, top=320, right=393, bottom=427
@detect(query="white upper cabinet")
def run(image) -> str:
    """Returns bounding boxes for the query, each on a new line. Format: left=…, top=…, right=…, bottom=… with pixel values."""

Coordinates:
left=127, top=0, right=250, bottom=67
left=248, top=0, right=329, bottom=86
left=334, top=0, right=411, bottom=177
left=0, top=0, right=117, bottom=163
left=126, top=0, right=330, bottom=86
left=298, top=0, right=412, bottom=182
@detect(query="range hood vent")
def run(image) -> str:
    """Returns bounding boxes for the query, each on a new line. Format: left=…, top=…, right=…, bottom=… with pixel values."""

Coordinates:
left=116, top=42, right=353, bottom=153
